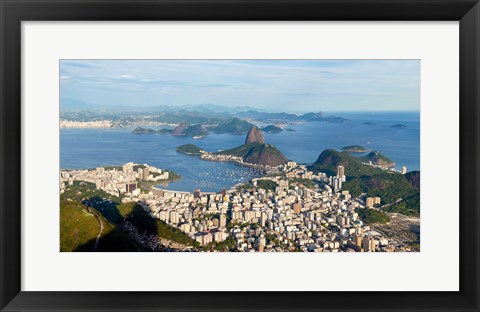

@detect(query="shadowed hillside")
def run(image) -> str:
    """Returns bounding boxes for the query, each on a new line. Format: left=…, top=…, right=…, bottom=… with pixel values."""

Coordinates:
left=60, top=182, right=198, bottom=252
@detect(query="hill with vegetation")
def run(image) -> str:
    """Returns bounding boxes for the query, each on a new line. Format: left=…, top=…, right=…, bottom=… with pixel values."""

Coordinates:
left=262, top=125, right=283, bottom=133
left=60, top=181, right=198, bottom=251
left=213, top=118, right=254, bottom=134
left=133, top=121, right=209, bottom=137
left=132, top=126, right=157, bottom=134
left=344, top=173, right=420, bottom=216
left=341, top=145, right=368, bottom=153
left=216, top=142, right=288, bottom=166
left=256, top=179, right=278, bottom=191
left=308, top=149, right=384, bottom=177
left=176, top=144, right=204, bottom=155
left=178, top=126, right=289, bottom=167
left=151, top=112, right=223, bottom=125
left=60, top=198, right=139, bottom=252
left=355, top=208, right=390, bottom=224
left=131, top=126, right=172, bottom=134
left=405, top=171, right=420, bottom=188
left=158, top=128, right=173, bottom=134
left=181, top=124, right=209, bottom=137
left=309, top=149, right=419, bottom=216
left=360, top=151, right=396, bottom=168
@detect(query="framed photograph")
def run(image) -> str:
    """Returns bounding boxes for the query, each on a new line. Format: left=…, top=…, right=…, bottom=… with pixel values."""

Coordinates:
left=1, top=0, right=479, bottom=311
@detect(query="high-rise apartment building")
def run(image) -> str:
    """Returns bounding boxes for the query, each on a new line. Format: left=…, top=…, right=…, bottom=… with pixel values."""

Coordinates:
left=366, top=197, right=374, bottom=208
left=362, top=236, right=376, bottom=252
left=194, top=189, right=201, bottom=199
left=142, top=167, right=149, bottom=180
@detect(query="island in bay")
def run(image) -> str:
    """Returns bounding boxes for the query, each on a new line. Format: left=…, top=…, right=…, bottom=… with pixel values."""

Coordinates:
left=341, top=145, right=369, bottom=153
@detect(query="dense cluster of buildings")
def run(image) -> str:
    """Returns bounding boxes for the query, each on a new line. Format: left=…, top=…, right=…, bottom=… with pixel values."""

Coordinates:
left=200, top=152, right=245, bottom=166
left=60, top=117, right=176, bottom=128
left=59, top=120, right=113, bottom=128
left=61, top=161, right=413, bottom=252
left=60, top=162, right=169, bottom=198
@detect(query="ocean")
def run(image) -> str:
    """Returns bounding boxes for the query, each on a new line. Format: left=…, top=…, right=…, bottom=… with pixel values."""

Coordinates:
left=60, top=111, right=420, bottom=192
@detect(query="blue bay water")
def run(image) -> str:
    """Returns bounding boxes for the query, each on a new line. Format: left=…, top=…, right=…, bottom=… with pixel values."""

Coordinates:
left=60, top=111, right=419, bottom=192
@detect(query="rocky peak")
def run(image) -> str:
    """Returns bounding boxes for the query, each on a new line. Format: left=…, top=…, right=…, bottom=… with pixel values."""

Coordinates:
left=172, top=121, right=189, bottom=135
left=245, top=126, right=264, bottom=144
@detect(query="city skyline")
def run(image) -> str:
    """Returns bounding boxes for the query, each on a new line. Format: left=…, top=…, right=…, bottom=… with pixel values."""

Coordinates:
left=60, top=60, right=420, bottom=113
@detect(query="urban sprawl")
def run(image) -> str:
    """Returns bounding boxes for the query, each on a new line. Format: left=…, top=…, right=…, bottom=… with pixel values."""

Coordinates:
left=61, top=162, right=414, bottom=252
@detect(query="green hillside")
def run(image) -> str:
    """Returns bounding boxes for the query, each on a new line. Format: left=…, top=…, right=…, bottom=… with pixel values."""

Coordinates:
left=309, top=149, right=420, bottom=217
left=344, top=173, right=420, bottom=216
left=213, top=118, right=254, bottom=134
left=60, top=199, right=139, bottom=252
left=132, top=126, right=157, bottom=134
left=360, top=151, right=395, bottom=167
left=158, top=128, right=173, bottom=134
left=216, top=142, right=262, bottom=157
left=355, top=208, right=390, bottom=224
left=215, top=142, right=288, bottom=166
left=176, top=144, right=204, bottom=155
left=262, top=125, right=283, bottom=133
left=405, top=171, right=420, bottom=188
left=341, top=145, right=367, bottom=153
left=62, top=180, right=122, bottom=202
left=181, top=124, right=209, bottom=136
left=308, top=149, right=384, bottom=177
left=256, top=179, right=278, bottom=191
left=61, top=181, right=197, bottom=251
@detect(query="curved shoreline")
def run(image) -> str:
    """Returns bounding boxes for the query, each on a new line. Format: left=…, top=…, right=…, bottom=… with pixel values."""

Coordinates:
left=177, top=149, right=271, bottom=171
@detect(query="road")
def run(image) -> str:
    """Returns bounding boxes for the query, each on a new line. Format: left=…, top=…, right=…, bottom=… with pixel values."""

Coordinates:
left=85, top=205, right=104, bottom=252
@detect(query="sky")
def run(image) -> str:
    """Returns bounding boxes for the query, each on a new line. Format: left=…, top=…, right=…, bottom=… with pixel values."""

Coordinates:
left=60, top=60, right=420, bottom=113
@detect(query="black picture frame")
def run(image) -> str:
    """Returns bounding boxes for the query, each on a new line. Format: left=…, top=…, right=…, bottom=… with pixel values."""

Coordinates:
left=1, top=0, right=479, bottom=311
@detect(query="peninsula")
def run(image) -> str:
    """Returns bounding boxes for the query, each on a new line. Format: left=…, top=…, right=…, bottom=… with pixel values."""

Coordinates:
left=177, top=126, right=288, bottom=167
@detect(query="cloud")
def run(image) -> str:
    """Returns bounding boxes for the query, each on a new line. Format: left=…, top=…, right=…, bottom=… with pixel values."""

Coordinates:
left=59, top=60, right=420, bottom=111
left=112, top=74, right=136, bottom=79
left=61, top=61, right=97, bottom=68
left=285, top=92, right=318, bottom=96
left=198, top=83, right=231, bottom=88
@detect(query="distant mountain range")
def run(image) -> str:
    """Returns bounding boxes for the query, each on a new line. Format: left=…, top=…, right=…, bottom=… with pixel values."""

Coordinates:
left=61, top=98, right=262, bottom=115
left=60, top=98, right=349, bottom=125
left=132, top=118, right=254, bottom=137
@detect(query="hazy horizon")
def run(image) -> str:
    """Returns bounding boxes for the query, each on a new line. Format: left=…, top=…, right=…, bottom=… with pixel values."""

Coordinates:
left=60, top=60, right=420, bottom=113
